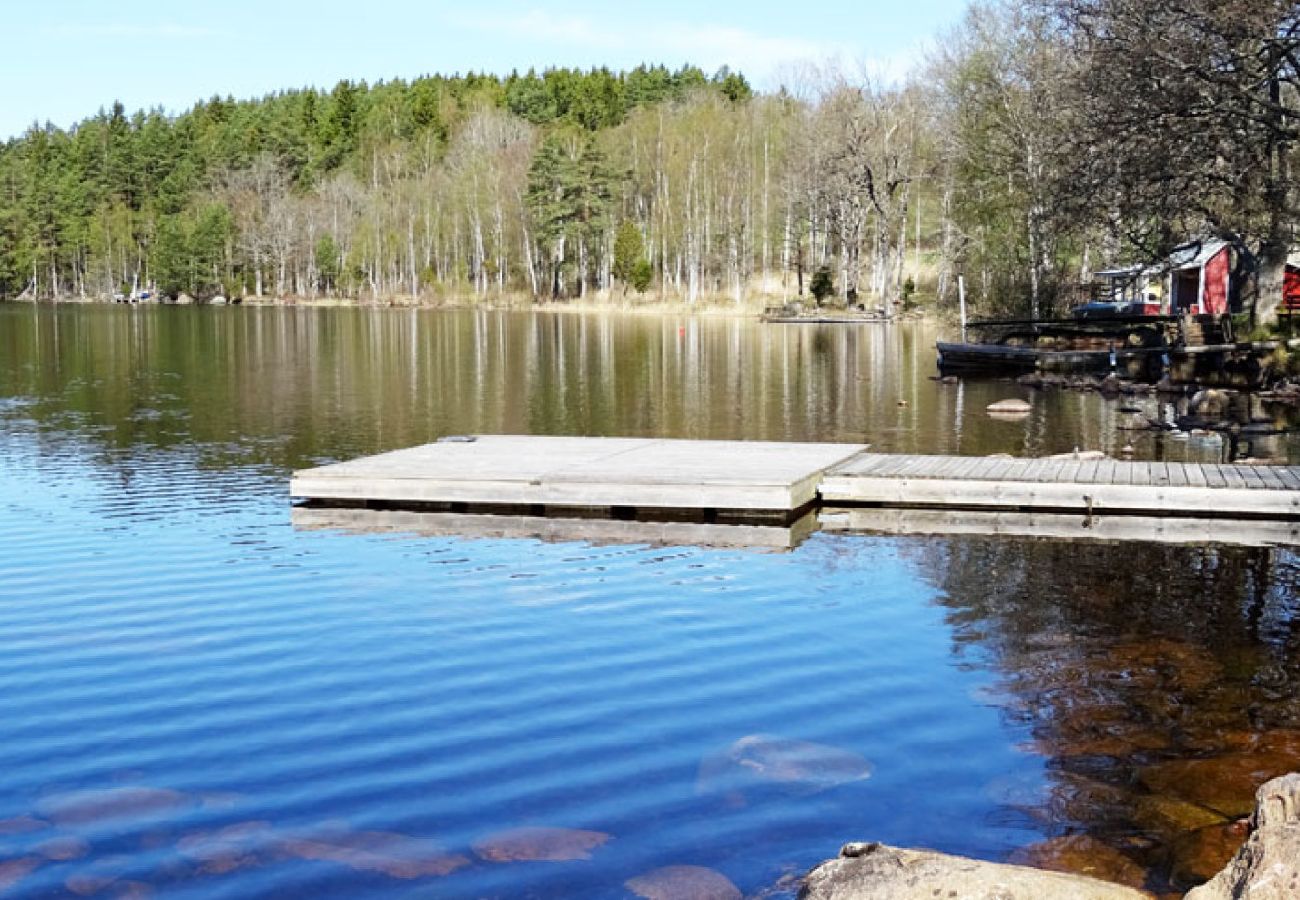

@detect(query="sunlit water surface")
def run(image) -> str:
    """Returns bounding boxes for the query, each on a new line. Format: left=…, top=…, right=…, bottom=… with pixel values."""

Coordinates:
left=1, top=305, right=1298, bottom=898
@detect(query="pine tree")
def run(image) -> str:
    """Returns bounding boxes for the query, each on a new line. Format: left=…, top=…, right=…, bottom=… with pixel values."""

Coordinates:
left=613, top=220, right=646, bottom=295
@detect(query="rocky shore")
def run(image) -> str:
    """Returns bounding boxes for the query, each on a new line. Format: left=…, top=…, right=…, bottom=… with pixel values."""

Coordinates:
left=1010, top=371, right=1300, bottom=406
left=800, top=773, right=1300, bottom=900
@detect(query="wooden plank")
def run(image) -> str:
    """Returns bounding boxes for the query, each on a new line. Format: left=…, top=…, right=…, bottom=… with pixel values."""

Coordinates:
left=946, top=456, right=987, bottom=479
left=1021, top=458, right=1052, bottom=482
left=1055, top=459, right=1083, bottom=485
left=981, top=457, right=1020, bottom=481
left=1222, top=465, right=1247, bottom=489
left=1166, top=463, right=1189, bottom=487
left=1108, top=460, right=1133, bottom=485
left=1093, top=459, right=1118, bottom=486
left=1074, top=458, right=1100, bottom=484
left=1252, top=466, right=1288, bottom=491
left=997, top=458, right=1036, bottom=483
left=1203, top=465, right=1229, bottom=489
left=881, top=456, right=929, bottom=479
left=1275, top=467, right=1300, bottom=490
left=916, top=456, right=961, bottom=479
left=1238, top=465, right=1268, bottom=490
left=1184, top=463, right=1209, bottom=488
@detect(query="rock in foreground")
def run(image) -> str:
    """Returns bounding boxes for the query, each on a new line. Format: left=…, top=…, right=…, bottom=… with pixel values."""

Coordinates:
left=1185, top=773, right=1300, bottom=900
left=799, top=842, right=1150, bottom=900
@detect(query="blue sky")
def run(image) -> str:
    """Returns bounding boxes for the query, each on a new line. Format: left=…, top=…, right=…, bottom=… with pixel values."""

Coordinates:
left=3, top=0, right=969, bottom=137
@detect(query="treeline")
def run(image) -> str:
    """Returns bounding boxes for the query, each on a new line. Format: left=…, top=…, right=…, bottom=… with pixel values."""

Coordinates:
left=1, top=0, right=1296, bottom=319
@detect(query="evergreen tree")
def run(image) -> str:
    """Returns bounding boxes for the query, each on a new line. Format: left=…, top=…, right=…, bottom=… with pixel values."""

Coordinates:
left=613, top=220, right=646, bottom=295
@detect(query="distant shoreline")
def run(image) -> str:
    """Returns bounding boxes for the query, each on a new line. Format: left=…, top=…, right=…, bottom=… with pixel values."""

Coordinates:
left=5, top=292, right=928, bottom=321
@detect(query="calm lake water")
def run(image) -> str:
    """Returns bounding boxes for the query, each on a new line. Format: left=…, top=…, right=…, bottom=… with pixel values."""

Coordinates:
left=1, top=304, right=1299, bottom=898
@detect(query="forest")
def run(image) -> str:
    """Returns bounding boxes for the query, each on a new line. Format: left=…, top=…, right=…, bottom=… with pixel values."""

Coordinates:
left=0, top=0, right=1296, bottom=320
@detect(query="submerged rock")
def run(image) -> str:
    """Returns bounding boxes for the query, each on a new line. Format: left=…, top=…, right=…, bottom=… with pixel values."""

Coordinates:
left=281, top=826, right=470, bottom=878
left=1007, top=834, right=1147, bottom=889
left=799, top=842, right=1150, bottom=899
left=472, top=826, right=611, bottom=862
left=63, top=855, right=134, bottom=897
left=1133, top=794, right=1228, bottom=835
left=0, top=816, right=47, bottom=835
left=36, top=786, right=191, bottom=828
left=1185, top=773, right=1300, bottom=899
left=1140, top=751, right=1300, bottom=818
left=1168, top=821, right=1248, bottom=890
left=35, top=835, right=89, bottom=861
left=178, top=820, right=277, bottom=875
left=697, top=735, right=873, bottom=797
left=0, top=859, right=41, bottom=894
left=625, top=864, right=742, bottom=900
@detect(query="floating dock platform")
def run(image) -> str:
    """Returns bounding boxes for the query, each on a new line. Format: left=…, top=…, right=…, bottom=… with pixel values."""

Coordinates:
left=292, top=437, right=1300, bottom=536
left=291, top=435, right=868, bottom=522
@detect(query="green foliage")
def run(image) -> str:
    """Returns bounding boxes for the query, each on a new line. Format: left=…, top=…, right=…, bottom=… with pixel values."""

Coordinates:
left=152, top=204, right=231, bottom=296
left=526, top=132, right=618, bottom=298
left=712, top=67, right=753, bottom=102
left=314, top=234, right=341, bottom=293
left=612, top=221, right=645, bottom=287
left=0, top=65, right=742, bottom=300
left=810, top=266, right=835, bottom=305
left=630, top=258, right=653, bottom=294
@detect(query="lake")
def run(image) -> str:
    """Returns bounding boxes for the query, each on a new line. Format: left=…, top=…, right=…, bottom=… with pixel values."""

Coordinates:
left=1, top=304, right=1298, bottom=898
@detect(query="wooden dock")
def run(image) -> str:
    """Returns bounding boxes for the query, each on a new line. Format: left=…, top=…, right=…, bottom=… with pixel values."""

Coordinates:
left=291, top=435, right=868, bottom=521
left=820, top=453, right=1300, bottom=518
left=292, top=437, right=1300, bottom=536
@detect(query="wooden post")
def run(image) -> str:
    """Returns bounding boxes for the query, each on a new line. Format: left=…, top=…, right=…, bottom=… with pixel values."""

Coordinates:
left=958, top=275, right=968, bottom=343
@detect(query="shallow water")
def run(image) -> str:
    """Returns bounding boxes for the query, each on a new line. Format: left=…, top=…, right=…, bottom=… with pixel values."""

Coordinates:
left=1, top=305, right=1298, bottom=898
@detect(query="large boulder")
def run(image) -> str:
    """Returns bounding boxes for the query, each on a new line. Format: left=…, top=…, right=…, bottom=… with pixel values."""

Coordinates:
left=1185, top=773, right=1300, bottom=900
left=798, top=842, right=1150, bottom=900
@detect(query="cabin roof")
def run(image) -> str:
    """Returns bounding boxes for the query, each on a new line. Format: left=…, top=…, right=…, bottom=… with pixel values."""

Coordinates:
left=1168, top=239, right=1229, bottom=271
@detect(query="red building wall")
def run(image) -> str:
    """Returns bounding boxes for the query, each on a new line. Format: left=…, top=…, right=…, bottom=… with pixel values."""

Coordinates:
left=1286, top=266, right=1300, bottom=310
left=1202, top=247, right=1230, bottom=314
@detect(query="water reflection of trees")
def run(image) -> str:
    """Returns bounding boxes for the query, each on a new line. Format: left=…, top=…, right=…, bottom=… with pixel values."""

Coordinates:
left=917, top=536, right=1300, bottom=892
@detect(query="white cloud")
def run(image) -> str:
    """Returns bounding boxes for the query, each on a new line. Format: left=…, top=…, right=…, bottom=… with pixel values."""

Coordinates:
left=448, top=9, right=853, bottom=80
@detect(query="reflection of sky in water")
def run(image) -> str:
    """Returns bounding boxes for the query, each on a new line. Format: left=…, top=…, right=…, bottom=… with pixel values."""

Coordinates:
left=1, top=306, right=1298, bottom=896
left=0, top=425, right=1031, bottom=898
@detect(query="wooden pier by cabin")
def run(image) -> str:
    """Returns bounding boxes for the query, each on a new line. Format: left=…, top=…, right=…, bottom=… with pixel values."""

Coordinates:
left=293, top=435, right=1300, bottom=528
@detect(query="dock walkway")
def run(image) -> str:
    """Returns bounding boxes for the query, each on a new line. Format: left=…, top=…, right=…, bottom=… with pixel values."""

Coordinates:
left=821, top=453, right=1300, bottom=518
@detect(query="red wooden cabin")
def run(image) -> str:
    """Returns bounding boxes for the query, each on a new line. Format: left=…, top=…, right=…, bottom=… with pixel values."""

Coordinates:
left=1285, top=265, right=1300, bottom=312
